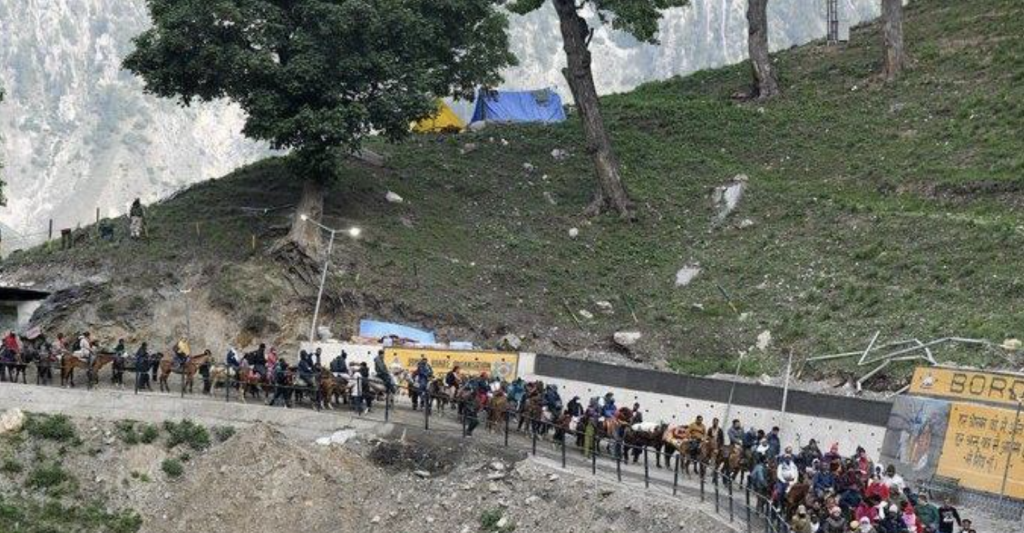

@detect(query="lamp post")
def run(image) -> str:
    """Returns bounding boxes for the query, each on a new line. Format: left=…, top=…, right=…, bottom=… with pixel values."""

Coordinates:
left=301, top=214, right=361, bottom=342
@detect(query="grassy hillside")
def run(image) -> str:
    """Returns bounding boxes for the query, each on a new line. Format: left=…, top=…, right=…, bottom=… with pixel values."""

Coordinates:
left=5, top=0, right=1022, bottom=383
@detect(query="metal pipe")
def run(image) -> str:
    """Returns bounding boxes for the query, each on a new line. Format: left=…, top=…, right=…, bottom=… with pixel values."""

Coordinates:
left=857, top=330, right=882, bottom=366
left=309, top=230, right=336, bottom=342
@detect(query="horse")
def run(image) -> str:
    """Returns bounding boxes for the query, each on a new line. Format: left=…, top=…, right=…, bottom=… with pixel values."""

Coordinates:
left=427, top=378, right=451, bottom=413
left=721, top=443, right=751, bottom=485
left=209, top=364, right=235, bottom=392
left=235, top=364, right=269, bottom=402
left=111, top=353, right=127, bottom=388
left=0, top=347, right=27, bottom=384
left=32, top=349, right=57, bottom=386
left=486, top=393, right=510, bottom=432
left=158, top=352, right=211, bottom=393
left=624, top=423, right=670, bottom=467
left=60, top=352, right=114, bottom=388
left=662, top=425, right=707, bottom=475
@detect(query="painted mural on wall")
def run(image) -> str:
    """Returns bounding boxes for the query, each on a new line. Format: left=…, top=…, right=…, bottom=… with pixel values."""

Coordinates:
left=881, top=395, right=950, bottom=482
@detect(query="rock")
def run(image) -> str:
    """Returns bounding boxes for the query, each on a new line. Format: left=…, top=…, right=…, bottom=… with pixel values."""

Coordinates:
left=543, top=191, right=557, bottom=205
left=613, top=331, right=642, bottom=348
left=675, top=266, right=701, bottom=287
left=497, top=334, right=522, bottom=352
left=523, top=162, right=535, bottom=173
left=315, top=429, right=356, bottom=446
left=487, top=472, right=506, bottom=481
left=353, top=149, right=386, bottom=167
left=578, top=309, right=594, bottom=321
left=568, top=227, right=579, bottom=239
left=468, top=121, right=487, bottom=132
left=595, top=300, right=613, bottom=314
left=488, top=482, right=501, bottom=493
left=426, top=516, right=435, bottom=524
left=460, top=142, right=479, bottom=155
left=1002, top=338, right=1022, bottom=352
left=739, top=312, right=751, bottom=322
left=490, top=461, right=506, bottom=472
left=690, top=303, right=705, bottom=312
left=525, top=495, right=540, bottom=505
left=496, top=516, right=509, bottom=529
left=599, top=488, right=615, bottom=498
left=371, top=516, right=381, bottom=524
left=737, top=218, right=755, bottom=229
left=712, top=174, right=748, bottom=223
left=548, top=474, right=560, bottom=482
left=414, top=470, right=431, bottom=479
left=385, top=191, right=404, bottom=204
left=0, top=408, right=26, bottom=435
left=551, top=148, right=569, bottom=161
left=756, top=330, right=772, bottom=352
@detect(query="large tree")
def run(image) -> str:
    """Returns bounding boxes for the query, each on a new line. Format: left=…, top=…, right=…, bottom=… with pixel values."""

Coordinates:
left=746, top=0, right=778, bottom=99
left=507, top=0, right=688, bottom=219
left=125, top=0, right=515, bottom=254
left=881, top=0, right=906, bottom=80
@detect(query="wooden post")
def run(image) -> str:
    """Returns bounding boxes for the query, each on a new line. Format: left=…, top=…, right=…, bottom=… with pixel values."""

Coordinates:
left=195, top=222, right=200, bottom=237
left=96, top=207, right=100, bottom=224
left=251, top=235, right=256, bottom=251
left=48, top=219, right=54, bottom=241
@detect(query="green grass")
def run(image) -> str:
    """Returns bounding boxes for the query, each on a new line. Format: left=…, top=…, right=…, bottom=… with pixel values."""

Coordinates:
left=25, top=463, right=78, bottom=497
left=138, top=424, right=159, bottom=445
left=24, top=415, right=79, bottom=445
left=160, top=458, right=184, bottom=479
left=5, top=0, right=1023, bottom=383
left=162, top=420, right=210, bottom=451
left=0, top=494, right=142, bottom=533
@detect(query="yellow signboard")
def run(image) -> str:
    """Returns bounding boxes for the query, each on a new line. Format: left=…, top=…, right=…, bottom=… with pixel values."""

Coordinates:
left=909, top=367, right=1024, bottom=407
left=385, top=347, right=519, bottom=381
left=936, top=402, right=1024, bottom=498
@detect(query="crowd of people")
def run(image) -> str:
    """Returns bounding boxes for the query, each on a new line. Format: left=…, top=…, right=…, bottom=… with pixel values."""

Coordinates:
left=0, top=332, right=986, bottom=531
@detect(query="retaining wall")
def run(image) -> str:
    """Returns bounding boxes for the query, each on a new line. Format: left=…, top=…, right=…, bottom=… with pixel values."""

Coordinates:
left=517, top=353, right=893, bottom=459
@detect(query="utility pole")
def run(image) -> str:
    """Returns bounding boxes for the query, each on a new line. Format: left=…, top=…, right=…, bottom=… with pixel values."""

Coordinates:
left=779, top=351, right=794, bottom=432
left=179, top=288, right=192, bottom=340
left=723, top=352, right=745, bottom=425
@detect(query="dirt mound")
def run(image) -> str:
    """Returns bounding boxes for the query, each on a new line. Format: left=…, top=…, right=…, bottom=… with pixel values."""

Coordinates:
left=140, top=423, right=385, bottom=533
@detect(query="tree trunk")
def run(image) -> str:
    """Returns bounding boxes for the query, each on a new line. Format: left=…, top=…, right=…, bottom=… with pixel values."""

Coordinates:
left=746, top=0, right=779, bottom=99
left=287, top=178, right=325, bottom=256
left=552, top=0, right=633, bottom=219
left=882, top=0, right=906, bottom=81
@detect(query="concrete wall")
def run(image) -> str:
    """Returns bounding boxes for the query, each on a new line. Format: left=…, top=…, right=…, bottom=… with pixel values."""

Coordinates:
left=517, top=353, right=892, bottom=460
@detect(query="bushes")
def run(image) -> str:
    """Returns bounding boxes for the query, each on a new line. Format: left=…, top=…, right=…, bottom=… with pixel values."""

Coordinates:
left=0, top=458, right=23, bottom=475
left=213, top=425, right=236, bottom=443
left=139, top=424, right=160, bottom=444
left=115, top=420, right=140, bottom=445
left=163, top=420, right=210, bottom=451
left=25, top=463, right=78, bottom=496
left=161, top=458, right=184, bottom=478
left=25, top=414, right=79, bottom=443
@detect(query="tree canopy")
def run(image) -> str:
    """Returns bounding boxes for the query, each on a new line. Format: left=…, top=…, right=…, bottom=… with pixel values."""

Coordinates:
left=507, top=0, right=687, bottom=44
left=125, top=0, right=516, bottom=168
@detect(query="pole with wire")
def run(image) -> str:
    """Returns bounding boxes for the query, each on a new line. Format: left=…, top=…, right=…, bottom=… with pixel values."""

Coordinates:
left=301, top=214, right=361, bottom=343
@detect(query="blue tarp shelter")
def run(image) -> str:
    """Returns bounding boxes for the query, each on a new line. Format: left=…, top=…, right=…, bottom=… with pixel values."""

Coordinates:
left=359, top=319, right=436, bottom=344
left=470, top=89, right=566, bottom=124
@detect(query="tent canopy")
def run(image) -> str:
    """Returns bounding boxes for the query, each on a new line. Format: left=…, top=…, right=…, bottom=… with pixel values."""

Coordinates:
left=358, top=319, right=436, bottom=344
left=471, top=89, right=566, bottom=124
left=412, top=100, right=466, bottom=133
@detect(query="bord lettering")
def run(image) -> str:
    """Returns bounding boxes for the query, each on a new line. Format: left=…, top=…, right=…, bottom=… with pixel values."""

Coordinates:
left=947, top=372, right=1024, bottom=401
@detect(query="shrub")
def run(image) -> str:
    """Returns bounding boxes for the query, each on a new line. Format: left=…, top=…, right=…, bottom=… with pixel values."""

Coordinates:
left=479, top=508, right=515, bottom=532
left=139, top=424, right=159, bottom=444
left=25, top=414, right=78, bottom=443
left=161, top=458, right=184, bottom=479
left=115, top=420, right=140, bottom=445
left=0, top=458, right=23, bottom=475
left=129, top=471, right=150, bottom=483
left=163, top=420, right=210, bottom=451
left=213, top=425, right=236, bottom=443
left=25, top=463, right=78, bottom=496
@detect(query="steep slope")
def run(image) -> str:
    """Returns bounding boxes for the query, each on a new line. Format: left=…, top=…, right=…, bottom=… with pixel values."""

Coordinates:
left=0, top=0, right=882, bottom=244
left=2, top=0, right=1022, bottom=386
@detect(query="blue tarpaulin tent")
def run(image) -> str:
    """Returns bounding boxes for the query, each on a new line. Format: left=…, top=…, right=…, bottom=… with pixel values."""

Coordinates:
left=359, top=319, right=436, bottom=344
left=470, top=89, right=566, bottom=124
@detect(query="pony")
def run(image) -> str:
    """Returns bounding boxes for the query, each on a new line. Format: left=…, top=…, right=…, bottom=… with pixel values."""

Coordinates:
left=624, top=423, right=670, bottom=467
left=60, top=352, right=114, bottom=388
left=158, top=352, right=212, bottom=393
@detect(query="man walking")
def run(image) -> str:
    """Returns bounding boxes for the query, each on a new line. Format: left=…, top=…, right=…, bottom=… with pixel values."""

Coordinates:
left=128, top=198, right=145, bottom=239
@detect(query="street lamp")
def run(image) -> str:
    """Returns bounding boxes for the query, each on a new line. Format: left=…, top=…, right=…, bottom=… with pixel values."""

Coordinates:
left=301, top=214, right=361, bottom=342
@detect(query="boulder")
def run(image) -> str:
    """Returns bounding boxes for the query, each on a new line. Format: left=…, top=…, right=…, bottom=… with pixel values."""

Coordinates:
left=578, top=309, right=594, bottom=321
left=385, top=191, right=404, bottom=204
left=568, top=227, right=579, bottom=239
left=0, top=408, right=26, bottom=435
left=712, top=174, right=748, bottom=223
left=551, top=148, right=569, bottom=161
left=522, top=162, right=535, bottom=173
left=595, top=300, right=614, bottom=314
left=613, top=331, right=642, bottom=348
left=675, top=265, right=701, bottom=287
left=468, top=121, right=487, bottom=132
left=756, top=330, right=772, bottom=351
left=460, top=143, right=479, bottom=155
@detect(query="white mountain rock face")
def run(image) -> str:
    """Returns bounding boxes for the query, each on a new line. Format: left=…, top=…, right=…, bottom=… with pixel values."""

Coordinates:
left=0, top=0, right=879, bottom=247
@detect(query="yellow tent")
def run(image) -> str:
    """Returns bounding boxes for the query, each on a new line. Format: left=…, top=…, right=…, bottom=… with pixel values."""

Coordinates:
left=412, top=101, right=465, bottom=133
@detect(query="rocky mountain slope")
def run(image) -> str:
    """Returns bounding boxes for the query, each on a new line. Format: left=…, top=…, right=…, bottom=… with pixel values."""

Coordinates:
left=0, top=0, right=880, bottom=247
left=2, top=0, right=1021, bottom=386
